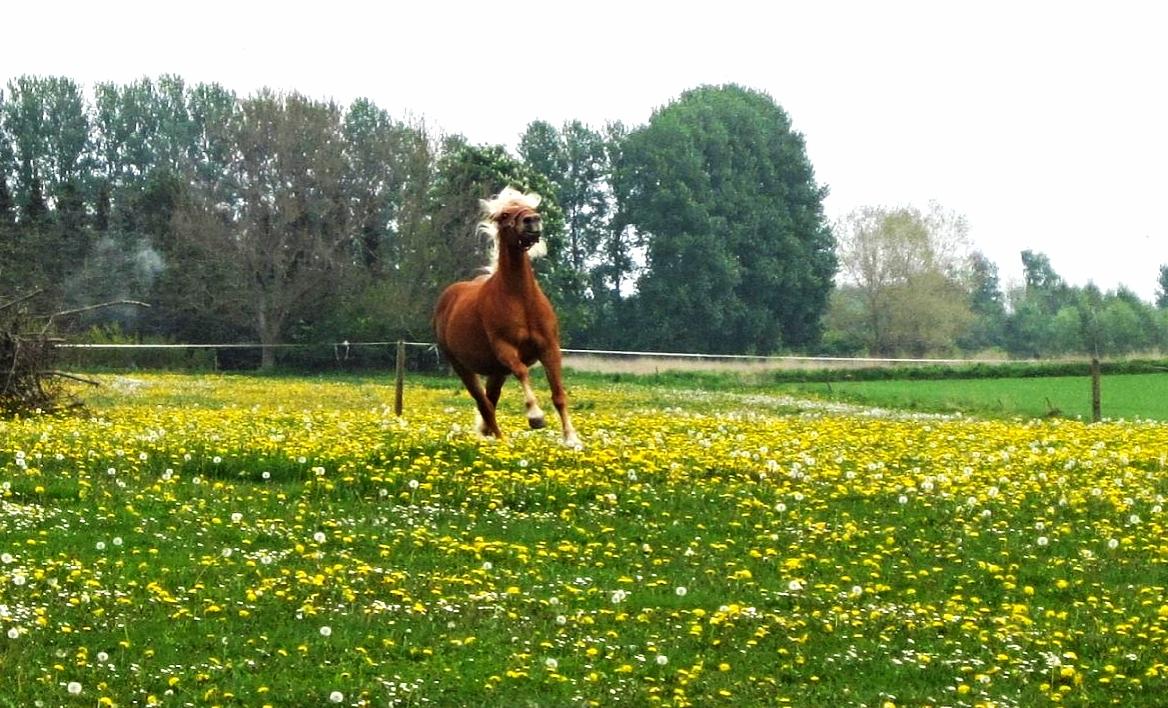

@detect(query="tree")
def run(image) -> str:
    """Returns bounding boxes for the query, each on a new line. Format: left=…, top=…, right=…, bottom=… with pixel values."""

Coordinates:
left=518, top=119, right=616, bottom=343
left=519, top=120, right=611, bottom=275
left=172, top=92, right=351, bottom=369
left=958, top=251, right=1007, bottom=352
left=833, top=203, right=973, bottom=356
left=341, top=98, right=427, bottom=273
left=616, top=84, right=835, bottom=353
left=1020, top=250, right=1072, bottom=314
left=1156, top=265, right=1168, bottom=309
left=0, top=77, right=95, bottom=303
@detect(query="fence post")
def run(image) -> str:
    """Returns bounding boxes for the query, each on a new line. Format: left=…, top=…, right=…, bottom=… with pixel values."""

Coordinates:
left=1090, top=357, right=1102, bottom=423
left=394, top=340, right=405, bottom=416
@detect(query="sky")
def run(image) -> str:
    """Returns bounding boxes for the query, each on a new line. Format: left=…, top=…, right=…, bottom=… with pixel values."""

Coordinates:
left=4, top=0, right=1166, bottom=300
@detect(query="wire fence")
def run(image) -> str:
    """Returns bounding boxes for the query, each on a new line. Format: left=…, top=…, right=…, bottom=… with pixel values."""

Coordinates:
left=57, top=339, right=998, bottom=369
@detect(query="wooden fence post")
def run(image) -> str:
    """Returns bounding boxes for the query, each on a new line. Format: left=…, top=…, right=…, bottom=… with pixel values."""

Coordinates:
left=1090, top=357, right=1102, bottom=423
left=394, top=340, right=405, bottom=416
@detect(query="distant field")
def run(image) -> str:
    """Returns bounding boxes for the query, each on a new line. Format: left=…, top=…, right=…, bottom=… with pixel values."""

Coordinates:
left=776, top=373, right=1168, bottom=421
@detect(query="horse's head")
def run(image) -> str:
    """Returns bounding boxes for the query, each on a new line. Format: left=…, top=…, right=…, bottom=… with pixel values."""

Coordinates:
left=497, top=204, right=543, bottom=251
left=480, top=187, right=546, bottom=259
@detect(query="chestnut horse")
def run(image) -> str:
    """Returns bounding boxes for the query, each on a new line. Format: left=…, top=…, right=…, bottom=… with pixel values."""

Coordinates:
left=433, top=187, right=580, bottom=446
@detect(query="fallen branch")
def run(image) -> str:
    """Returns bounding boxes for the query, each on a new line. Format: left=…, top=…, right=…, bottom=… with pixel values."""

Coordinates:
left=46, top=370, right=101, bottom=386
left=2, top=294, right=149, bottom=416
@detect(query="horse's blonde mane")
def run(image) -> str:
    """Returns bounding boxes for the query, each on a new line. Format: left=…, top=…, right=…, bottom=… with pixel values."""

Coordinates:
left=479, top=186, right=546, bottom=272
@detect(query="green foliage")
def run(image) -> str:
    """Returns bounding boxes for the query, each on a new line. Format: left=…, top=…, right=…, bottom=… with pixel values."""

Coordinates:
left=5, top=74, right=1167, bottom=364
left=615, top=84, right=836, bottom=353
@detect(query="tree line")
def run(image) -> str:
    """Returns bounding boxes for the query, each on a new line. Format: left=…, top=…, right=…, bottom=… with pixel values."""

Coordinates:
left=1, top=75, right=1165, bottom=367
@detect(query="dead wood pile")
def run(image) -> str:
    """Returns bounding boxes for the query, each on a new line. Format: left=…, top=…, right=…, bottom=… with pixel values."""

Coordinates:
left=1, top=292, right=146, bottom=416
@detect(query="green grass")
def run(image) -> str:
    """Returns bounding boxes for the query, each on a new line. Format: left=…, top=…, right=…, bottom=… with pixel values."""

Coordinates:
left=3, top=373, right=1168, bottom=705
left=776, top=372, right=1168, bottom=420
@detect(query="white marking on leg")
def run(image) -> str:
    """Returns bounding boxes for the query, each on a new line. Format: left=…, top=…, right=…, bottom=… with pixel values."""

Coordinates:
left=561, top=410, right=581, bottom=448
left=475, top=408, right=489, bottom=436
left=522, top=378, right=546, bottom=425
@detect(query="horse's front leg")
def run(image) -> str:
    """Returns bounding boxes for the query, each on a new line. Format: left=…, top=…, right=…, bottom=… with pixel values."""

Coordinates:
left=492, top=344, right=548, bottom=431
left=540, top=348, right=581, bottom=447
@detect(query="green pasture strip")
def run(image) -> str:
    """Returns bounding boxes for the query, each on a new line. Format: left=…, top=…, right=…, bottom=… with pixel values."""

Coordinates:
left=777, top=372, right=1168, bottom=421
left=3, top=374, right=1168, bottom=705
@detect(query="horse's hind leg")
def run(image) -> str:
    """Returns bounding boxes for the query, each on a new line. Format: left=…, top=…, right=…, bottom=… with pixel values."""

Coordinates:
left=450, top=360, right=503, bottom=438
left=480, top=373, right=507, bottom=435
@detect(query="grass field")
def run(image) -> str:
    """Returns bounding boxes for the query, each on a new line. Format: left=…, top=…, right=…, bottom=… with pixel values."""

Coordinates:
left=2, top=372, right=1168, bottom=706
left=776, top=373, right=1168, bottom=421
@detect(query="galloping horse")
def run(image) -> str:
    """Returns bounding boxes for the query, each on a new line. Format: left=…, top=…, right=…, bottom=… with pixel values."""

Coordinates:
left=433, top=187, right=580, bottom=447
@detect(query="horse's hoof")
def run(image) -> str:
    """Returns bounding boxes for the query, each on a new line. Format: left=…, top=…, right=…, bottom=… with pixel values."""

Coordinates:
left=528, top=416, right=546, bottom=430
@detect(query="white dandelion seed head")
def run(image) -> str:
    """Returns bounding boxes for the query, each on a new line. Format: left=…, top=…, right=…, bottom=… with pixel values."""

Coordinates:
left=675, top=586, right=688, bottom=597
left=313, top=532, right=327, bottom=544
left=1037, top=536, right=1049, bottom=547
left=545, top=657, right=558, bottom=670
left=319, top=625, right=332, bottom=637
left=656, top=654, right=669, bottom=665
left=329, top=690, right=344, bottom=703
left=67, top=681, right=82, bottom=695
left=1108, top=538, right=1119, bottom=550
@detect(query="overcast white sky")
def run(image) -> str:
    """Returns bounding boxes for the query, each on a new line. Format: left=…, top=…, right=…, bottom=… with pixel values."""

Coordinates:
left=4, top=0, right=1166, bottom=299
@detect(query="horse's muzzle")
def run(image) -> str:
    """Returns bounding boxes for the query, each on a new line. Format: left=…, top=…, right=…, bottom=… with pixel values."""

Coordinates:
left=519, top=230, right=542, bottom=250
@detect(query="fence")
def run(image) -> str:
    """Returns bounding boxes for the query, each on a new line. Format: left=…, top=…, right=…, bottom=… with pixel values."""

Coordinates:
left=55, top=341, right=1108, bottom=422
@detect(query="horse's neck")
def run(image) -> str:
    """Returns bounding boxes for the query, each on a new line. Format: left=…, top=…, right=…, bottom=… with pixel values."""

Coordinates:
left=492, top=245, right=539, bottom=294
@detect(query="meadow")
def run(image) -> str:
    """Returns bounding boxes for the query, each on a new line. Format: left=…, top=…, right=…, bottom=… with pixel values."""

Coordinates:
left=776, top=373, right=1168, bottom=422
left=2, top=372, right=1168, bottom=706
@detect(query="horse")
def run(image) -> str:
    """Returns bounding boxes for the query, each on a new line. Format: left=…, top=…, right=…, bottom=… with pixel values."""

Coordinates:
left=433, top=187, right=581, bottom=447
